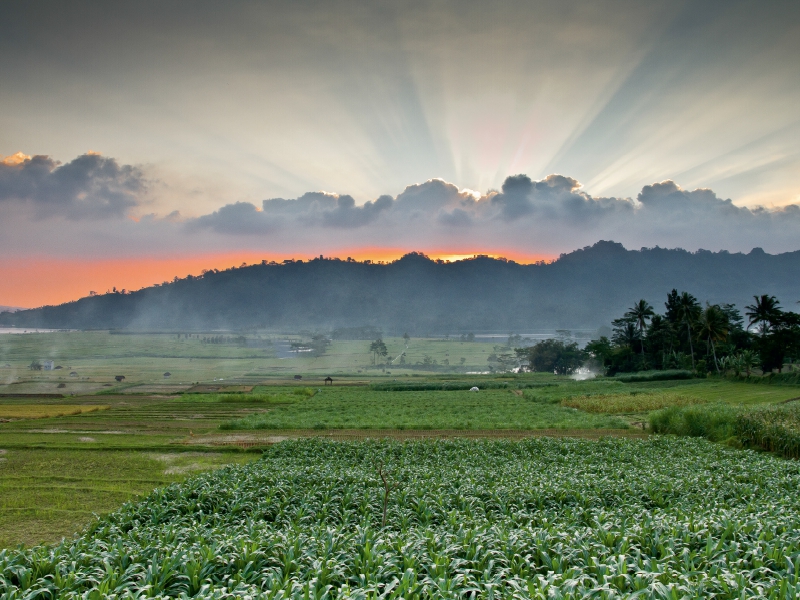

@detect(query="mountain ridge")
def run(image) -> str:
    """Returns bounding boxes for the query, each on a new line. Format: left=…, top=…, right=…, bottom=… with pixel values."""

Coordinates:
left=3, top=241, right=799, bottom=332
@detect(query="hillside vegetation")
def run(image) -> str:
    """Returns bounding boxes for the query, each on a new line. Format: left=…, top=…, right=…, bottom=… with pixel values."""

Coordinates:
left=4, top=241, right=800, bottom=331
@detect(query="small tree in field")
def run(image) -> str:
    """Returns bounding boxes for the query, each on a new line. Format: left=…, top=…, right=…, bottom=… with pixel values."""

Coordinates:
left=369, top=338, right=388, bottom=364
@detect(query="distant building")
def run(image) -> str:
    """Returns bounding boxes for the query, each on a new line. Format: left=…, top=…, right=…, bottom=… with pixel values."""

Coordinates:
left=42, top=360, right=55, bottom=371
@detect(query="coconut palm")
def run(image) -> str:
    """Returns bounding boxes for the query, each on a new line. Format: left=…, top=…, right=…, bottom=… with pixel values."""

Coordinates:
left=625, top=299, right=654, bottom=365
left=697, top=304, right=728, bottom=373
left=676, top=292, right=701, bottom=370
left=745, top=294, right=782, bottom=336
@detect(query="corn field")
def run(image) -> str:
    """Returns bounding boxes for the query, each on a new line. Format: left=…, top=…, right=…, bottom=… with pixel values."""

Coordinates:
left=3, top=438, right=800, bottom=598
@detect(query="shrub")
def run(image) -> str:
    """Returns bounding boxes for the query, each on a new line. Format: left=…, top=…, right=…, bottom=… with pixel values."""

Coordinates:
left=649, top=404, right=738, bottom=441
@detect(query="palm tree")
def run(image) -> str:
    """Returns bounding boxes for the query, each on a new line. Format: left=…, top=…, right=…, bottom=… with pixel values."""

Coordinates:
left=745, top=294, right=782, bottom=336
left=625, top=299, right=654, bottom=365
left=696, top=304, right=728, bottom=373
left=676, top=292, right=701, bottom=370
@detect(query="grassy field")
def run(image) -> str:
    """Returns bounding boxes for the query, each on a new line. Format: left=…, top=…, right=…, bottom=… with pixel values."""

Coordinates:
left=0, top=448, right=253, bottom=548
left=223, top=387, right=629, bottom=430
left=3, top=438, right=800, bottom=598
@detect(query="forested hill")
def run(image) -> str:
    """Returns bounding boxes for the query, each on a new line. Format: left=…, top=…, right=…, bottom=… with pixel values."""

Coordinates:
left=3, top=241, right=800, bottom=332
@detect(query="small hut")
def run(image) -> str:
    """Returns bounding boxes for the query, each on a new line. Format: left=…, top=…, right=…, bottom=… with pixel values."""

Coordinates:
left=324, top=376, right=333, bottom=386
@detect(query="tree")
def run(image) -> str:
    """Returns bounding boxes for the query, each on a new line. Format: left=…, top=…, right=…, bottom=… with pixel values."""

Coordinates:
left=585, top=337, right=613, bottom=373
left=645, top=314, right=675, bottom=370
left=611, top=317, right=639, bottom=349
left=696, top=304, right=728, bottom=373
left=29, top=360, right=42, bottom=371
left=402, top=332, right=410, bottom=347
left=625, top=299, right=654, bottom=365
left=676, top=292, right=701, bottom=370
left=369, top=338, right=388, bottom=364
left=520, top=339, right=585, bottom=375
left=745, top=294, right=782, bottom=336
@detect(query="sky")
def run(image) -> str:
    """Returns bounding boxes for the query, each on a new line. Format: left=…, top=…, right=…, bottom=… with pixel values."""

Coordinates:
left=1, top=0, right=800, bottom=307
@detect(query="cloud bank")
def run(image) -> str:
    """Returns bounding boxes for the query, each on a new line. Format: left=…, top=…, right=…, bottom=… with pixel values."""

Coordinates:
left=2, top=152, right=800, bottom=258
left=0, top=152, right=146, bottom=219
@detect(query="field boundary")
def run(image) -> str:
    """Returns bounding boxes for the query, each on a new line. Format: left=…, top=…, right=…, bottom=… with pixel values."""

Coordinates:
left=187, top=428, right=649, bottom=448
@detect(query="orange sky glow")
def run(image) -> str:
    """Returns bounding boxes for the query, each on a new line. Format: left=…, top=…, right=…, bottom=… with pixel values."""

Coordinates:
left=1, top=248, right=556, bottom=308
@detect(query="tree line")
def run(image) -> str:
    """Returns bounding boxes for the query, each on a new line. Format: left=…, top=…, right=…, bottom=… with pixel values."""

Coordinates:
left=582, top=291, right=799, bottom=376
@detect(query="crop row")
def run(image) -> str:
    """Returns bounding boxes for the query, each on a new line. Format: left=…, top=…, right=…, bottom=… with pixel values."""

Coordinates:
left=2, top=438, right=800, bottom=598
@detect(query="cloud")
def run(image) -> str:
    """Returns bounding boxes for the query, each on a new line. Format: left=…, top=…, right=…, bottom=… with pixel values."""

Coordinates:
left=190, top=201, right=278, bottom=235
left=0, top=152, right=146, bottom=219
left=183, top=174, right=800, bottom=252
left=5, top=166, right=800, bottom=259
left=491, top=173, right=634, bottom=223
left=322, top=194, right=393, bottom=228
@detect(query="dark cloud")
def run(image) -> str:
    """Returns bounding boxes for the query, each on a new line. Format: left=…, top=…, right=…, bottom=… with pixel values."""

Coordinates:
left=322, top=194, right=393, bottom=228
left=0, top=153, right=145, bottom=219
left=190, top=202, right=277, bottom=235
left=186, top=174, right=800, bottom=244
left=491, top=173, right=633, bottom=222
left=637, top=180, right=741, bottom=216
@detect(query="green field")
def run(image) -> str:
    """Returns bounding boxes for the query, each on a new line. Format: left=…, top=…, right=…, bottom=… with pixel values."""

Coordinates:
left=3, top=328, right=800, bottom=597
left=3, top=438, right=800, bottom=598
left=223, top=387, right=629, bottom=430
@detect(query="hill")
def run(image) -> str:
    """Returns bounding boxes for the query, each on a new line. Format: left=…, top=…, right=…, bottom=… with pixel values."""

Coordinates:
left=2, top=241, right=800, bottom=332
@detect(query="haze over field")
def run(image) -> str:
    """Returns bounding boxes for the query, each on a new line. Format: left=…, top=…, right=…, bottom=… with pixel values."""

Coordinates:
left=1, top=0, right=800, bottom=308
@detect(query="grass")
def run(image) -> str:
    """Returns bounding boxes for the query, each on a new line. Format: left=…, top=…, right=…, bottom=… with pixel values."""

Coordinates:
left=222, top=387, right=629, bottom=430
left=735, top=402, right=800, bottom=458
left=561, top=391, right=705, bottom=413
left=4, top=438, right=800, bottom=597
left=648, top=404, right=740, bottom=442
left=0, top=448, right=255, bottom=547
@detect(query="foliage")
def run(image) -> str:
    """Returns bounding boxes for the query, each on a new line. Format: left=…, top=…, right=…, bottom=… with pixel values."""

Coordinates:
left=517, top=339, right=585, bottom=375
left=648, top=404, right=739, bottom=441
left=4, top=438, right=800, bottom=598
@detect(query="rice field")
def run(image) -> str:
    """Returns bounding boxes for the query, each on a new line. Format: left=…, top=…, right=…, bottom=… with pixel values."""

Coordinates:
left=2, top=438, right=800, bottom=598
